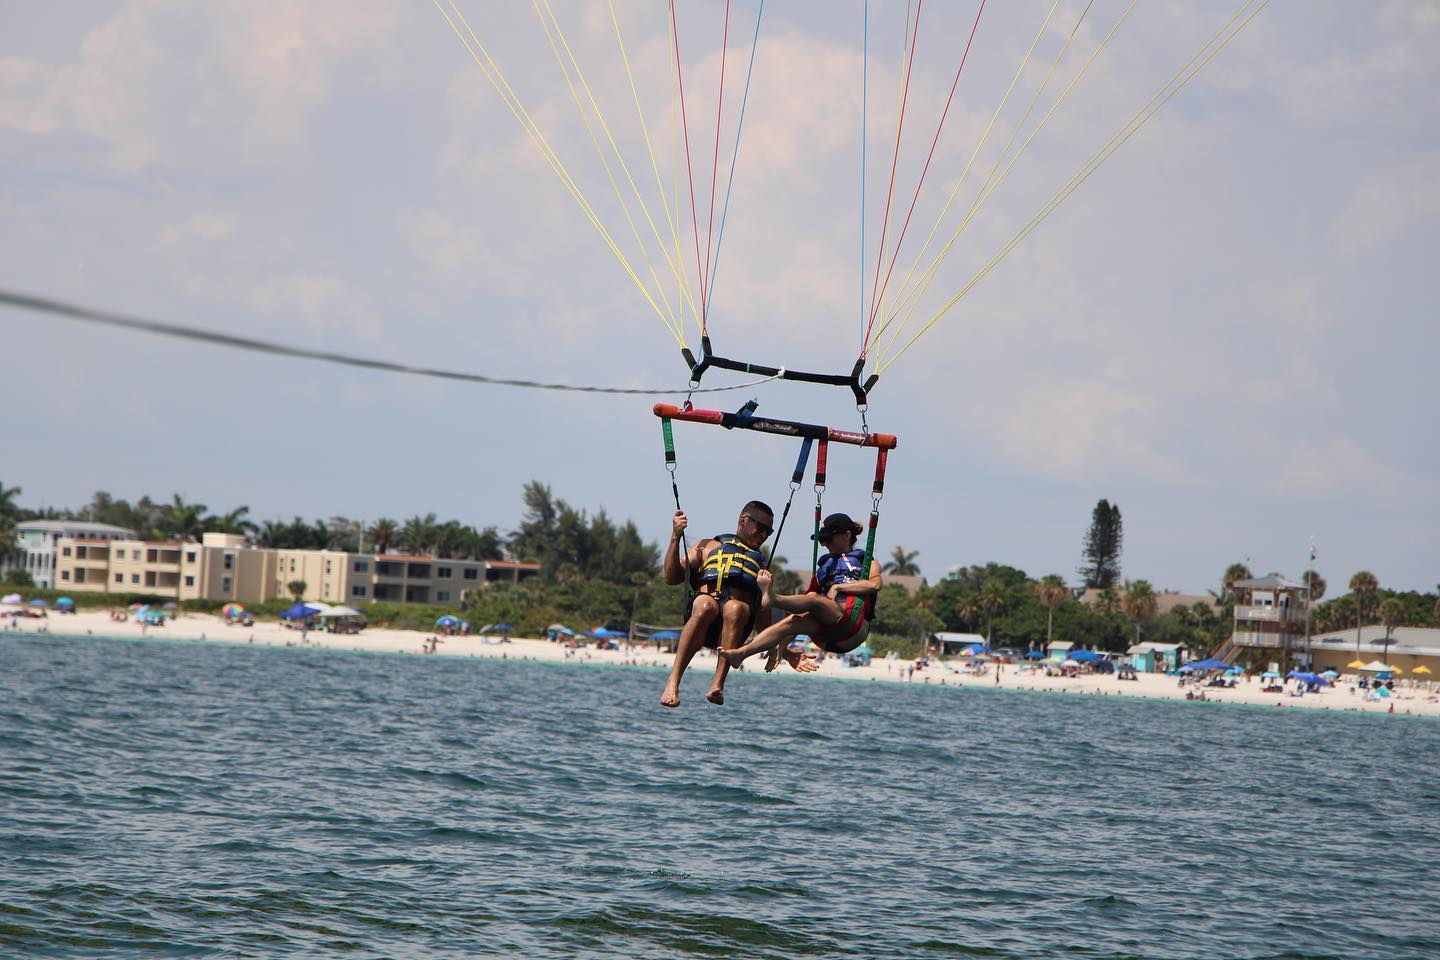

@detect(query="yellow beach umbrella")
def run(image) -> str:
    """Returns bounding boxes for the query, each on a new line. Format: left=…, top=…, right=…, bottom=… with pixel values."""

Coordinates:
left=1412, top=665, right=1432, bottom=675
left=1346, top=659, right=1366, bottom=669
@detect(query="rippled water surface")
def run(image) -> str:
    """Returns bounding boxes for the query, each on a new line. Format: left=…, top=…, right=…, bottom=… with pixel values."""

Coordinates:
left=2, top=633, right=1437, bottom=959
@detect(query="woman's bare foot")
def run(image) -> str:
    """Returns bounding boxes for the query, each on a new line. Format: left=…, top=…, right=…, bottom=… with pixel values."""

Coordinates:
left=782, top=649, right=820, bottom=673
left=705, top=685, right=725, bottom=705
left=718, top=648, right=747, bottom=668
left=660, top=687, right=681, bottom=708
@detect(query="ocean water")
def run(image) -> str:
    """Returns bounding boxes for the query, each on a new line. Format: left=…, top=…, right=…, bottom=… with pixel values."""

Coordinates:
left=1, top=633, right=1436, bottom=959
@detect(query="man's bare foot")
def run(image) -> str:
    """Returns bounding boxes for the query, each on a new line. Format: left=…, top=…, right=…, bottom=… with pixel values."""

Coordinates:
left=706, top=685, right=724, bottom=705
left=660, top=688, right=680, bottom=708
left=718, top=648, right=746, bottom=668
left=764, top=646, right=782, bottom=672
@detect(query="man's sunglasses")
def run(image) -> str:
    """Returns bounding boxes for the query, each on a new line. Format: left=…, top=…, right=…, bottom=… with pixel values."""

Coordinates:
left=743, top=514, right=774, bottom=536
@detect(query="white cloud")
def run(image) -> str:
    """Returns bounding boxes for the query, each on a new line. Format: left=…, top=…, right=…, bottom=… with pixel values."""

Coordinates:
left=250, top=273, right=381, bottom=342
left=1270, top=436, right=1425, bottom=500
left=995, top=377, right=1192, bottom=484
left=1328, top=154, right=1440, bottom=255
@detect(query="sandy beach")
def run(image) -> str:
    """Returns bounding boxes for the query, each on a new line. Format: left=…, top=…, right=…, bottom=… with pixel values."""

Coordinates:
left=10, top=608, right=1438, bottom=718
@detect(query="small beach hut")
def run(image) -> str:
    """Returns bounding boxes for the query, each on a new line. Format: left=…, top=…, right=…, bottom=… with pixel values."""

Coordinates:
left=1046, top=640, right=1075, bottom=661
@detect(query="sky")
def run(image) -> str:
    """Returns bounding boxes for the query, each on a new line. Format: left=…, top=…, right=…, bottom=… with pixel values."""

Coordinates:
left=3, top=0, right=1437, bottom=596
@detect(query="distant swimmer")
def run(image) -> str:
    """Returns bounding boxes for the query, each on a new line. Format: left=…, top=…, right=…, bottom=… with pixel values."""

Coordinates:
left=659, top=502, right=782, bottom=708
left=720, top=513, right=881, bottom=673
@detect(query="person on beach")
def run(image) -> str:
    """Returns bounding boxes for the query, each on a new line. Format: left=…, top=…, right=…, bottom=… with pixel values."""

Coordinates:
left=719, top=513, right=882, bottom=672
left=659, top=502, right=812, bottom=708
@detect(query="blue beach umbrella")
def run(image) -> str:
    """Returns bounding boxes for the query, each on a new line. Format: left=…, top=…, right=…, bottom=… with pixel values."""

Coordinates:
left=480, top=623, right=514, bottom=635
left=55, top=597, right=75, bottom=608
left=650, top=630, right=680, bottom=641
left=29, top=598, right=47, bottom=607
left=1025, top=650, right=1045, bottom=660
left=280, top=602, right=320, bottom=620
left=436, top=615, right=461, bottom=627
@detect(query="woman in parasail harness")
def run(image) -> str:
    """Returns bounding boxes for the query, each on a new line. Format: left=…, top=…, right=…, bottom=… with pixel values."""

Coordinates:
left=659, top=501, right=776, bottom=707
left=720, top=512, right=882, bottom=671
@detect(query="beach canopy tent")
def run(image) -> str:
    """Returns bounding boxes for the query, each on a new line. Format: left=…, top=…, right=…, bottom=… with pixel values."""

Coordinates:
left=1025, top=650, right=1046, bottom=660
left=588, top=627, right=626, bottom=639
left=649, top=630, right=680, bottom=641
left=319, top=605, right=362, bottom=618
left=1287, top=671, right=1332, bottom=686
left=280, top=602, right=325, bottom=620
left=1067, top=650, right=1105, bottom=663
left=1, top=593, right=21, bottom=605
left=480, top=623, right=514, bottom=635
left=29, top=598, right=46, bottom=607
left=1186, top=657, right=1233, bottom=672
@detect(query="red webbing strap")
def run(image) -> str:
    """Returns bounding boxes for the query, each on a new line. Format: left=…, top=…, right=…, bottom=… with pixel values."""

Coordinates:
left=811, top=440, right=829, bottom=573
left=861, top=446, right=889, bottom=574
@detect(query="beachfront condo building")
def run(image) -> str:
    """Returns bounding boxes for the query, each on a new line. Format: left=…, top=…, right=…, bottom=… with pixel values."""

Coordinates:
left=51, top=533, right=538, bottom=607
left=11, top=519, right=137, bottom=588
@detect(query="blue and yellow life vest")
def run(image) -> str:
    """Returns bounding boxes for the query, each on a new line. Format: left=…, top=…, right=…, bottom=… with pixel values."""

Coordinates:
left=696, top=534, right=765, bottom=593
left=816, top=548, right=868, bottom=592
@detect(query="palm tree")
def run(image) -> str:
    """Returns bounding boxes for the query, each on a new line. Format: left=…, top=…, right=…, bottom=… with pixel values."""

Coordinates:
left=1301, top=569, right=1327, bottom=604
left=0, top=480, right=21, bottom=520
left=977, top=583, right=1003, bottom=643
left=160, top=494, right=207, bottom=541
left=1221, top=563, right=1253, bottom=604
left=287, top=580, right=308, bottom=602
left=955, top=595, right=980, bottom=634
left=1095, top=586, right=1121, bottom=616
left=204, top=505, right=257, bottom=537
left=1434, top=595, right=1440, bottom=627
left=368, top=518, right=398, bottom=554
left=1349, top=571, right=1379, bottom=661
left=398, top=513, right=440, bottom=555
left=1122, top=580, right=1159, bottom=645
left=884, top=546, right=921, bottom=576
left=1377, top=597, right=1405, bottom=663
left=1036, top=575, right=1069, bottom=650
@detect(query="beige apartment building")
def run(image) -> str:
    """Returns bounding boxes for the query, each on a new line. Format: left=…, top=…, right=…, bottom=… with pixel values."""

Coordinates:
left=54, top=534, right=537, bottom=607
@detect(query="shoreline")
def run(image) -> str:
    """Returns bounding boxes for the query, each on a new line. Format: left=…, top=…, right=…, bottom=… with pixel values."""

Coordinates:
left=8, top=609, right=1438, bottom=719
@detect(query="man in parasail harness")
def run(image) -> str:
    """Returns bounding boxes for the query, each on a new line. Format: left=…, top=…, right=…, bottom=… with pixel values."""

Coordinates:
left=720, top=512, right=882, bottom=671
left=660, top=501, right=782, bottom=707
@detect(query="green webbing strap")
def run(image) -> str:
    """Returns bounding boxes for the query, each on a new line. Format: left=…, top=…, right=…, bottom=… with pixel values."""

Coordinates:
left=662, top=417, right=691, bottom=602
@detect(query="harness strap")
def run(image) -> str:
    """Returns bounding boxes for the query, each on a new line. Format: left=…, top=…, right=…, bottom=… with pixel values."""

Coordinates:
left=766, top=438, right=813, bottom=569
left=661, top=417, right=692, bottom=603
left=811, top=440, right=828, bottom=574
left=861, top=446, right=889, bottom=574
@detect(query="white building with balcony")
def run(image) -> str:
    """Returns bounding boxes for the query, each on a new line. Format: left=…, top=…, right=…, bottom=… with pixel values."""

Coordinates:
left=11, top=519, right=137, bottom=588
left=1230, top=574, right=1312, bottom=663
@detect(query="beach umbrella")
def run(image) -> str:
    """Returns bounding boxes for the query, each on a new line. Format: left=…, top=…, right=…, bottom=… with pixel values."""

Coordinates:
left=1025, top=650, right=1045, bottom=660
left=1, top=593, right=21, bottom=605
left=1412, top=665, right=1432, bottom=675
left=1227, top=664, right=1245, bottom=674
left=480, top=623, right=514, bottom=635
left=162, top=601, right=178, bottom=609
left=1346, top=659, right=1366, bottom=669
left=321, top=605, right=362, bottom=618
left=436, top=615, right=461, bottom=627
left=650, top=630, right=680, bottom=641
left=222, top=602, right=245, bottom=618
left=1261, top=671, right=1281, bottom=679
left=1320, top=669, right=1339, bottom=678
left=55, top=597, right=75, bottom=608
left=280, top=602, right=321, bottom=620
left=129, top=602, right=147, bottom=612
left=29, top=598, right=47, bottom=607
left=1359, top=661, right=1394, bottom=673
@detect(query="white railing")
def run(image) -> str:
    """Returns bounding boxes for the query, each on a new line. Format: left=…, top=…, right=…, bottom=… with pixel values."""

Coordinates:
left=1234, top=605, right=1304, bottom=623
